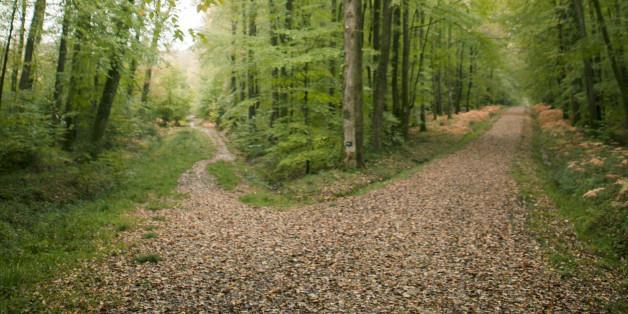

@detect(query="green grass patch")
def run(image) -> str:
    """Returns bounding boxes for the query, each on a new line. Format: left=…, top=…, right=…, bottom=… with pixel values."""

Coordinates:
left=133, top=254, right=162, bottom=264
left=0, top=129, right=214, bottom=311
left=206, top=160, right=240, bottom=190
left=142, top=232, right=158, bottom=239
left=239, top=190, right=293, bottom=208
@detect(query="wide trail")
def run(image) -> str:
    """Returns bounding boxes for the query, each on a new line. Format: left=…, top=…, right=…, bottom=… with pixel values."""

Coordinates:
left=71, top=107, right=601, bottom=312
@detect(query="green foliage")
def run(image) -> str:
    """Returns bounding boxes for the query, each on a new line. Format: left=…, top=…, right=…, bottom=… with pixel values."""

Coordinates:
left=0, top=129, right=214, bottom=311
left=134, top=254, right=162, bottom=264
left=198, top=0, right=515, bottom=179
left=151, top=66, right=193, bottom=126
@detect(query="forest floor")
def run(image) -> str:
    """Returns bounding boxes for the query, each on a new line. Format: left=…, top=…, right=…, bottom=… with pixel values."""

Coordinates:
left=43, top=107, right=617, bottom=312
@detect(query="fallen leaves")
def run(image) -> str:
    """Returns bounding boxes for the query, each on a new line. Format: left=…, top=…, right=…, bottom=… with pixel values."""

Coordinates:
left=583, top=188, right=606, bottom=199
left=44, top=108, right=611, bottom=313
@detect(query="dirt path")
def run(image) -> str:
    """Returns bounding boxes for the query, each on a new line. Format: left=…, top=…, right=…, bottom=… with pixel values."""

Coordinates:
left=177, top=116, right=235, bottom=194
left=60, top=107, right=605, bottom=312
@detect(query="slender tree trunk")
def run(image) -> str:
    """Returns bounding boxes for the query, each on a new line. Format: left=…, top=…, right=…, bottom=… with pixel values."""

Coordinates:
left=342, top=0, right=364, bottom=168
left=19, top=0, right=46, bottom=91
left=10, top=0, right=26, bottom=94
left=247, top=0, right=258, bottom=122
left=371, top=0, right=392, bottom=150
left=0, top=0, right=18, bottom=107
left=454, top=42, right=464, bottom=114
left=391, top=6, right=400, bottom=119
left=465, top=46, right=475, bottom=112
left=127, top=1, right=146, bottom=97
left=400, top=0, right=411, bottom=138
left=570, top=0, right=599, bottom=127
left=91, top=0, right=134, bottom=146
left=52, top=0, right=72, bottom=123
left=141, top=0, right=164, bottom=103
left=591, top=0, right=628, bottom=127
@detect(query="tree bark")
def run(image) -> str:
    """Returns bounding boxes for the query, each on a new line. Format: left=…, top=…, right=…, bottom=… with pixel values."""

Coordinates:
left=141, top=0, right=164, bottom=103
left=570, top=0, right=599, bottom=127
left=91, top=0, right=134, bottom=146
left=18, top=0, right=46, bottom=91
left=590, top=0, right=628, bottom=127
left=342, top=0, right=364, bottom=168
left=391, top=6, right=400, bottom=119
left=10, top=0, right=26, bottom=94
left=371, top=0, right=392, bottom=150
left=52, top=0, right=72, bottom=123
left=0, top=0, right=18, bottom=106
left=400, top=0, right=411, bottom=138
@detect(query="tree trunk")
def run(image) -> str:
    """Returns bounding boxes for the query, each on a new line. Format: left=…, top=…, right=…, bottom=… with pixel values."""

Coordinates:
left=591, top=0, right=628, bottom=127
left=0, top=0, right=18, bottom=106
left=141, top=0, right=164, bottom=103
left=10, top=0, right=26, bottom=94
left=342, top=0, right=364, bottom=168
left=371, top=0, right=392, bottom=150
left=570, top=0, right=599, bottom=127
left=126, top=0, right=146, bottom=97
left=465, top=46, right=475, bottom=112
left=400, top=0, right=411, bottom=138
left=91, top=0, right=134, bottom=146
left=391, top=6, right=400, bottom=119
left=18, top=0, right=46, bottom=91
left=52, top=0, right=72, bottom=123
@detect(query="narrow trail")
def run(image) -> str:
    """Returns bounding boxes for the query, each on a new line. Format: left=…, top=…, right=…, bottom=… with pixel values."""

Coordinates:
left=58, top=107, right=606, bottom=312
left=177, top=116, right=235, bottom=194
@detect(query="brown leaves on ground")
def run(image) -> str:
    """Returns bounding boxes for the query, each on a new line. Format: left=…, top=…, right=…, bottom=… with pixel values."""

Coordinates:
left=429, top=105, right=501, bottom=135
left=532, top=104, right=576, bottom=133
left=44, top=108, right=613, bottom=312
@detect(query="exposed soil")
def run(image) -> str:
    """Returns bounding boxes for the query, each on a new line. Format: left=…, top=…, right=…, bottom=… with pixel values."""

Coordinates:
left=53, top=108, right=610, bottom=312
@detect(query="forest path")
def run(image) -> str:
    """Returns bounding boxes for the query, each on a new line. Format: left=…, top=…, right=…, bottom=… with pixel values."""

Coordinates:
left=176, top=116, right=235, bottom=195
left=65, top=107, right=603, bottom=312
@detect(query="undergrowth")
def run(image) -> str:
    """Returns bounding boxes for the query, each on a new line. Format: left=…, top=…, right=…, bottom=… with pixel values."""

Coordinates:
left=0, top=129, right=214, bottom=312
left=512, top=110, right=627, bottom=311
left=228, top=109, right=501, bottom=208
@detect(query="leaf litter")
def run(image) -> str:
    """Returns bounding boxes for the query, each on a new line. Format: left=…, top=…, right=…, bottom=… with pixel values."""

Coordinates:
left=44, top=109, right=614, bottom=312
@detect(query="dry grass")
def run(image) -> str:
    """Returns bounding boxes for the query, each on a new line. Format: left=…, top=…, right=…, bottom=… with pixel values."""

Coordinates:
left=533, top=104, right=576, bottom=133
left=430, top=105, right=502, bottom=135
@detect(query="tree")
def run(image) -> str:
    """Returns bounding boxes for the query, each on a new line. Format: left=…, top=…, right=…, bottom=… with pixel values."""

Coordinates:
left=18, top=0, right=46, bottom=91
left=342, top=0, right=364, bottom=167
left=91, top=0, right=136, bottom=146
left=371, top=0, right=393, bottom=150
left=0, top=0, right=18, bottom=106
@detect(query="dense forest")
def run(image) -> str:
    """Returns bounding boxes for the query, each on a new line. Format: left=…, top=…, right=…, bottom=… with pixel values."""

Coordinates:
left=198, top=0, right=516, bottom=177
left=0, top=0, right=192, bottom=169
left=0, top=0, right=625, bottom=174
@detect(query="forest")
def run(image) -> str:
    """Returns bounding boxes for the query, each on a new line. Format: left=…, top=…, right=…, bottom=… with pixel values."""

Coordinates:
left=0, top=0, right=626, bottom=311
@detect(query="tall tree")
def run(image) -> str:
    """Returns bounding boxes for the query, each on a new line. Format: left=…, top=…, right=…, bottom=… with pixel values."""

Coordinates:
left=570, top=0, right=599, bottom=127
left=52, top=0, right=72, bottom=123
left=18, top=0, right=46, bottom=91
left=10, top=0, right=27, bottom=94
left=371, top=0, right=393, bottom=150
left=0, top=0, right=18, bottom=106
left=590, top=0, right=628, bottom=127
left=342, top=0, right=364, bottom=167
left=141, top=0, right=166, bottom=103
left=91, top=0, right=135, bottom=146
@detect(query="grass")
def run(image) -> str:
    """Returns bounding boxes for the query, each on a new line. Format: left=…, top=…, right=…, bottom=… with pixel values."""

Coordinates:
left=133, top=254, right=162, bottom=264
left=142, top=232, right=158, bottom=239
left=512, top=111, right=627, bottom=311
left=0, top=129, right=214, bottom=312
left=206, top=160, right=240, bottom=190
